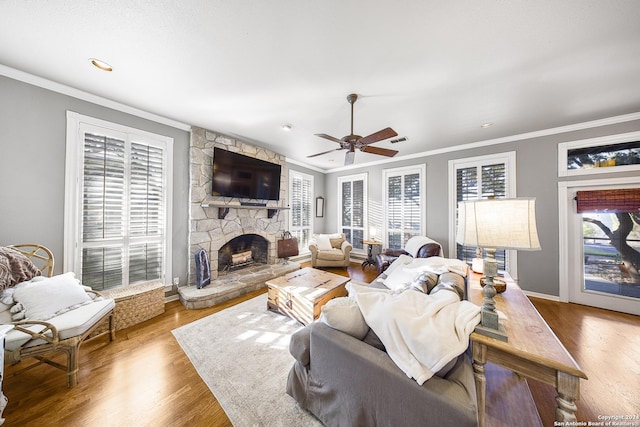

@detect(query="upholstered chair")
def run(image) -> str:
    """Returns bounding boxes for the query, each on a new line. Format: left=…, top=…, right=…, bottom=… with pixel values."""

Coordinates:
left=375, top=236, right=442, bottom=274
left=309, top=233, right=352, bottom=268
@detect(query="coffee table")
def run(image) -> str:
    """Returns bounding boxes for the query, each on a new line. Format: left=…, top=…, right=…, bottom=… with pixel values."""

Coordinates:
left=266, top=267, right=349, bottom=325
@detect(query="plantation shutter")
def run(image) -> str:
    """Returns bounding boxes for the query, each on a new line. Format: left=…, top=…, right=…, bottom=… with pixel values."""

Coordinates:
left=128, top=142, right=164, bottom=284
left=290, top=171, right=313, bottom=251
left=81, top=133, right=126, bottom=290
left=339, top=175, right=366, bottom=251
left=455, top=162, right=508, bottom=269
left=385, top=167, right=424, bottom=249
left=80, top=132, right=166, bottom=290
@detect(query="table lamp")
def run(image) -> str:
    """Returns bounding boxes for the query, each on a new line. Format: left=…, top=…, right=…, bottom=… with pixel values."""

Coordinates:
left=456, top=198, right=541, bottom=341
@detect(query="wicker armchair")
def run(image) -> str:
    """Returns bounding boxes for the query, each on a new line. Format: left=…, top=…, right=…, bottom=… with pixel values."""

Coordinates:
left=2, top=244, right=115, bottom=387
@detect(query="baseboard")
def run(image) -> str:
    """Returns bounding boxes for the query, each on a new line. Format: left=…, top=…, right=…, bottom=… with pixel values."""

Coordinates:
left=523, top=290, right=560, bottom=301
left=165, top=294, right=180, bottom=303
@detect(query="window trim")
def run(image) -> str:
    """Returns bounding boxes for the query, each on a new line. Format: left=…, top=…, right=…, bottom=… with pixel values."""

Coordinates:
left=382, top=164, right=426, bottom=249
left=288, top=169, right=314, bottom=254
left=64, top=111, right=173, bottom=287
left=337, top=173, right=368, bottom=254
left=448, top=152, right=517, bottom=276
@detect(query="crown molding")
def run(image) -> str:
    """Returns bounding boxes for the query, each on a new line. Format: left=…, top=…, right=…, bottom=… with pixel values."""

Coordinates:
left=322, top=111, right=640, bottom=173
left=0, top=64, right=191, bottom=131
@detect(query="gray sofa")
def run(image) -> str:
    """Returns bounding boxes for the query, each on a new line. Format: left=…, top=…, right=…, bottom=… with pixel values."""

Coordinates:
left=286, top=258, right=478, bottom=426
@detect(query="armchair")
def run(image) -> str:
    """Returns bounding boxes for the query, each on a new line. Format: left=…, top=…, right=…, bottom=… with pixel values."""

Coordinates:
left=375, top=236, right=442, bottom=274
left=309, top=233, right=352, bottom=268
left=1, top=244, right=115, bottom=388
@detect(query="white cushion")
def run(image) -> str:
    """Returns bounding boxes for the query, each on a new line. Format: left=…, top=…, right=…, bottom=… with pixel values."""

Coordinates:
left=5, top=298, right=115, bottom=351
left=320, top=297, right=369, bottom=340
left=13, top=272, right=92, bottom=321
left=316, top=234, right=333, bottom=251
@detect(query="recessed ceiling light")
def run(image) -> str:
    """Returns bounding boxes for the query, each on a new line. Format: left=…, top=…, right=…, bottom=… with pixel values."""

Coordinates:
left=480, top=122, right=493, bottom=129
left=89, top=58, right=113, bottom=72
left=281, top=124, right=293, bottom=131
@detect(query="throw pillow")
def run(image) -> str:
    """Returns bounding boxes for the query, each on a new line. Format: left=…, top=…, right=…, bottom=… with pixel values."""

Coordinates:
left=329, top=234, right=345, bottom=249
left=408, top=272, right=438, bottom=293
left=316, top=234, right=333, bottom=251
left=13, top=272, right=92, bottom=321
left=320, top=297, right=369, bottom=340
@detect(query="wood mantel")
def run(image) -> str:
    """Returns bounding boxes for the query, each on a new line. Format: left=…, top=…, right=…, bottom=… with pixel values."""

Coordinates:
left=468, top=272, right=588, bottom=426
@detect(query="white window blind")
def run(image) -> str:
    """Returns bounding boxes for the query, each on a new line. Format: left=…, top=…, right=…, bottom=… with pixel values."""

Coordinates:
left=449, top=152, right=515, bottom=272
left=289, top=170, right=313, bottom=252
left=65, top=112, right=173, bottom=290
left=383, top=165, right=425, bottom=249
left=338, top=174, right=367, bottom=252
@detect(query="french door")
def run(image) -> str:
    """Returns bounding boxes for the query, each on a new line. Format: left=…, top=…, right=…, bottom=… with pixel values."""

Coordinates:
left=560, top=178, right=640, bottom=315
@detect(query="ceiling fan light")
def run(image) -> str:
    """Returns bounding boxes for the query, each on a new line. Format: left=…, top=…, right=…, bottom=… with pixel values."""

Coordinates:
left=344, top=150, right=355, bottom=165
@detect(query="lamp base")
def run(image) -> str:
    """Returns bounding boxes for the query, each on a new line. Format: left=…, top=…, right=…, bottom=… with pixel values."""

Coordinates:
left=474, top=322, right=508, bottom=342
left=474, top=307, right=508, bottom=342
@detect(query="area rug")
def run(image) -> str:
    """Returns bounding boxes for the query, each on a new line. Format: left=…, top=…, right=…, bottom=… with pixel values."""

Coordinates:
left=172, top=294, right=322, bottom=426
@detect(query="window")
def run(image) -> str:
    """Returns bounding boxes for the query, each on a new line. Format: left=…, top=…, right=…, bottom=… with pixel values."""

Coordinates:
left=558, top=131, right=640, bottom=177
left=289, top=170, right=314, bottom=253
left=64, top=112, right=173, bottom=290
left=448, top=152, right=516, bottom=272
left=338, top=174, right=368, bottom=252
left=383, top=165, right=426, bottom=249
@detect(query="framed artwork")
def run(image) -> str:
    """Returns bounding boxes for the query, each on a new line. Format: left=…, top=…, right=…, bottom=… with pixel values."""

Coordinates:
left=316, top=196, right=324, bottom=217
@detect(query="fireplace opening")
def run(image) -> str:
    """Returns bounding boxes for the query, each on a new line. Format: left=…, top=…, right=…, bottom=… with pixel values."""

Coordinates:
left=218, top=234, right=269, bottom=273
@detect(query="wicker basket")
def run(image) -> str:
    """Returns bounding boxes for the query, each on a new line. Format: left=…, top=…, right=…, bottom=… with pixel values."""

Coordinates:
left=93, top=281, right=165, bottom=333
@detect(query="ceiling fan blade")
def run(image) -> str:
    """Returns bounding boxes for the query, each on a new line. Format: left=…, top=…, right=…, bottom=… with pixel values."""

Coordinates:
left=358, top=127, right=398, bottom=145
left=361, top=146, right=399, bottom=157
left=307, top=148, right=342, bottom=158
left=314, top=133, right=344, bottom=144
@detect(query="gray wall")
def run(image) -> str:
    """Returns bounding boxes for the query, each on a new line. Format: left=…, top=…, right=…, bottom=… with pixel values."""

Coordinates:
left=325, top=119, right=640, bottom=296
left=3, top=74, right=639, bottom=297
left=0, top=76, right=190, bottom=284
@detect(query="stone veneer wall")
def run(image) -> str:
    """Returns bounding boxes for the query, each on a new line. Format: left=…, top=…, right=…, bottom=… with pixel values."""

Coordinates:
left=188, top=126, right=288, bottom=285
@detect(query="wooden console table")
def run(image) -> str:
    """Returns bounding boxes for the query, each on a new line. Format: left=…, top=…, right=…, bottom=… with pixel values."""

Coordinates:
left=468, top=272, right=587, bottom=426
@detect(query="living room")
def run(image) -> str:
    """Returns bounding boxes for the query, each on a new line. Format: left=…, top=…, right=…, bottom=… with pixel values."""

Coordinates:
left=1, top=1, right=640, bottom=426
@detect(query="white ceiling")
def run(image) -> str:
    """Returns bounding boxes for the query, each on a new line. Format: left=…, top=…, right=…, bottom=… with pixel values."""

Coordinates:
left=2, top=1, right=640, bottom=171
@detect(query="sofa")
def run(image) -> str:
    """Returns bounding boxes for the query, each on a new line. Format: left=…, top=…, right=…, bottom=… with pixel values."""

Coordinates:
left=375, top=235, right=442, bottom=274
left=286, top=255, right=479, bottom=426
left=309, top=233, right=352, bottom=268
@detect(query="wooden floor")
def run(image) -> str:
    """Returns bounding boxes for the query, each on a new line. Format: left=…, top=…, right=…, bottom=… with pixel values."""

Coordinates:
left=3, top=262, right=639, bottom=426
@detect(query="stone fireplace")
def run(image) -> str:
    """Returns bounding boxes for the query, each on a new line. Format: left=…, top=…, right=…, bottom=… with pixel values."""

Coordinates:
left=187, top=126, right=289, bottom=283
left=179, top=127, right=301, bottom=309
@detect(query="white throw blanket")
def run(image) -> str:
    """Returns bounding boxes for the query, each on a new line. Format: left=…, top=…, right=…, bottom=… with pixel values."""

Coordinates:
left=349, top=283, right=481, bottom=385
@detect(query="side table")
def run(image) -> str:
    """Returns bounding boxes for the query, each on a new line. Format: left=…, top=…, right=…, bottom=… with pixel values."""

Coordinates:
left=361, top=239, right=382, bottom=270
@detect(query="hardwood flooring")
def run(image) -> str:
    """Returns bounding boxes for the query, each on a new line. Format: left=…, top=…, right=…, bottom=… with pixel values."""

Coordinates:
left=3, top=263, right=639, bottom=426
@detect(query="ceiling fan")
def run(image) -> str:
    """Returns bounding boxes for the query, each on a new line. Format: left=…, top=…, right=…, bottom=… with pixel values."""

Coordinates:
left=308, top=93, right=400, bottom=166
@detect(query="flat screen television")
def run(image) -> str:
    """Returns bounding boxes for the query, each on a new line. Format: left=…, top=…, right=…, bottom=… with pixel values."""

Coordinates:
left=212, top=147, right=282, bottom=200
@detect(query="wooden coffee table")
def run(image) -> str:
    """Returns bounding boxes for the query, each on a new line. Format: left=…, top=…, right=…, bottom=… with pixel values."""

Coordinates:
left=266, top=267, right=349, bottom=325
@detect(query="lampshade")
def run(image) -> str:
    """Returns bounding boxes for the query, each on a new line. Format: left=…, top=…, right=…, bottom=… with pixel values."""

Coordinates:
left=456, top=198, right=541, bottom=250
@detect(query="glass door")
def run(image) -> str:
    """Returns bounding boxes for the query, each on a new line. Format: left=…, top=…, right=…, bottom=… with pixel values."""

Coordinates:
left=566, top=183, right=640, bottom=315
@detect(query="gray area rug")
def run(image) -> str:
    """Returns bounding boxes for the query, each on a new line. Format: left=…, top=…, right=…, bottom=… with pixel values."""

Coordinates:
left=172, top=294, right=322, bottom=427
